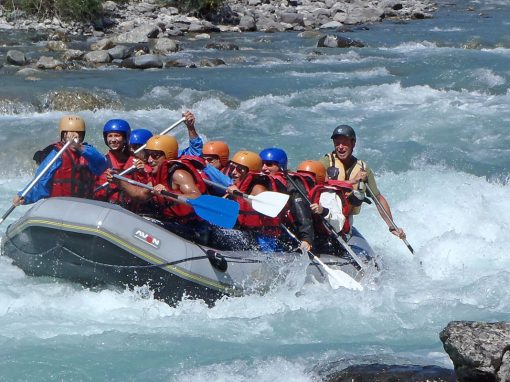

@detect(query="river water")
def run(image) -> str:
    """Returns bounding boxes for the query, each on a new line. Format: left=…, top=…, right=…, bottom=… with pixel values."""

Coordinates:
left=1, top=0, right=510, bottom=380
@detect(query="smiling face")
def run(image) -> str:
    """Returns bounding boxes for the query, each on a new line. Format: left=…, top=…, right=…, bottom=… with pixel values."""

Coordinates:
left=230, top=162, right=249, bottom=185
left=261, top=160, right=280, bottom=175
left=146, top=150, right=166, bottom=175
left=106, top=132, right=126, bottom=151
left=333, top=136, right=356, bottom=163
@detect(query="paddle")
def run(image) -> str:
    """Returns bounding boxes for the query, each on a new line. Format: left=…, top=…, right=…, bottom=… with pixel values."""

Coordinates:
left=365, top=183, right=415, bottom=255
left=94, top=117, right=186, bottom=193
left=284, top=172, right=368, bottom=271
left=112, top=174, right=239, bottom=229
left=281, top=224, right=363, bottom=291
left=0, top=139, right=75, bottom=226
left=203, top=179, right=289, bottom=218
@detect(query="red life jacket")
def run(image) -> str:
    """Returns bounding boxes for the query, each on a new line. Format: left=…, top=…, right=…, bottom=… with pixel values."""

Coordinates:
left=286, top=171, right=316, bottom=194
left=235, top=172, right=281, bottom=235
left=94, top=151, right=135, bottom=204
left=308, top=180, right=353, bottom=235
left=50, top=142, right=95, bottom=198
left=152, top=156, right=208, bottom=222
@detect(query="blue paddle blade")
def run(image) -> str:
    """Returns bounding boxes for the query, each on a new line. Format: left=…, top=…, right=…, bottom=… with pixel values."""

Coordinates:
left=187, top=195, right=239, bottom=229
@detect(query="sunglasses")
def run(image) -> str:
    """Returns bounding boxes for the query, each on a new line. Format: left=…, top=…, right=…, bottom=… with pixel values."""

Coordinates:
left=262, top=161, right=279, bottom=167
left=203, top=155, right=219, bottom=163
left=145, top=150, right=165, bottom=159
left=229, top=162, right=248, bottom=173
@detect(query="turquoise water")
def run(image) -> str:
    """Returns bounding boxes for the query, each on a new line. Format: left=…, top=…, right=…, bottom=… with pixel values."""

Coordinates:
left=1, top=0, right=510, bottom=380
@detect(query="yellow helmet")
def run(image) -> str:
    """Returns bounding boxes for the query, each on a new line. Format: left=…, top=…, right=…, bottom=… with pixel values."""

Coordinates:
left=59, top=115, right=85, bottom=133
left=145, top=135, right=178, bottom=160
left=297, top=160, right=326, bottom=184
left=203, top=141, right=230, bottom=166
left=231, top=150, right=262, bottom=172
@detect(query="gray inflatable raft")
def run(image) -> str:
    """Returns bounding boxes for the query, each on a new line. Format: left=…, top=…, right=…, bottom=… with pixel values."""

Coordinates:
left=1, top=197, right=379, bottom=305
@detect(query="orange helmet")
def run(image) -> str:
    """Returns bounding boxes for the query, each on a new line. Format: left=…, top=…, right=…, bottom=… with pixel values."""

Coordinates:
left=203, top=141, right=230, bottom=166
left=145, top=135, right=178, bottom=160
left=297, top=160, right=326, bottom=184
left=231, top=150, right=262, bottom=172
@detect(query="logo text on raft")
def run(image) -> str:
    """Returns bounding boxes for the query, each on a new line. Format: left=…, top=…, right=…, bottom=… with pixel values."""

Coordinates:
left=134, top=229, right=161, bottom=248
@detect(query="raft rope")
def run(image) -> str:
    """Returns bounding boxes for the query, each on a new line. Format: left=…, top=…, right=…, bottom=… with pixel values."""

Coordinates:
left=4, top=234, right=263, bottom=269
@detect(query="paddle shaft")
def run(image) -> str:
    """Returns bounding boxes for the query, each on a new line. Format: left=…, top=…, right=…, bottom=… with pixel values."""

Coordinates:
left=285, top=172, right=368, bottom=271
left=95, top=117, right=186, bottom=192
left=0, top=139, right=74, bottom=225
left=112, top=174, right=187, bottom=203
left=281, top=223, right=363, bottom=290
left=365, top=183, right=415, bottom=255
left=280, top=224, right=324, bottom=277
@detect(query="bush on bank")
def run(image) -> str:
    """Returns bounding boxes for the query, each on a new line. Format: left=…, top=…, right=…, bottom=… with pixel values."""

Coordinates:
left=5, top=0, right=102, bottom=21
left=4, top=0, right=225, bottom=22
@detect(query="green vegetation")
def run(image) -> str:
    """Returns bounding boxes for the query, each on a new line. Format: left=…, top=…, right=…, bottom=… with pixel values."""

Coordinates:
left=178, top=0, right=225, bottom=17
left=2, top=0, right=226, bottom=22
left=4, top=0, right=102, bottom=21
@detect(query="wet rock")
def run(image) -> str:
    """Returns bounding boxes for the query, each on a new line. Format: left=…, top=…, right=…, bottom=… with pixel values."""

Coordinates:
left=440, top=321, right=510, bottom=382
left=46, top=40, right=68, bottom=51
left=90, top=38, right=114, bottom=50
left=36, top=56, right=64, bottom=70
left=321, top=363, right=456, bottom=382
left=84, top=50, right=112, bottom=64
left=317, top=34, right=364, bottom=48
left=62, top=49, right=85, bottom=61
left=121, top=54, right=163, bottom=69
left=15, top=67, right=42, bottom=76
left=43, top=89, right=122, bottom=111
left=152, top=37, right=179, bottom=54
left=6, top=50, right=27, bottom=66
left=113, top=24, right=160, bottom=44
left=107, top=45, right=131, bottom=60
left=199, top=58, right=226, bottom=67
left=239, top=15, right=257, bottom=32
left=195, top=33, right=211, bottom=40
left=164, top=58, right=196, bottom=68
left=205, top=42, right=239, bottom=50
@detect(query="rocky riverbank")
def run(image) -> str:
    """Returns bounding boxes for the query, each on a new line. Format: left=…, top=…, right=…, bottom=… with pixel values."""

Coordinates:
left=0, top=0, right=437, bottom=72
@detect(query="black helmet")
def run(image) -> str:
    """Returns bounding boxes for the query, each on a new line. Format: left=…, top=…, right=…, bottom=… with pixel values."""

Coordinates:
left=330, top=124, right=356, bottom=140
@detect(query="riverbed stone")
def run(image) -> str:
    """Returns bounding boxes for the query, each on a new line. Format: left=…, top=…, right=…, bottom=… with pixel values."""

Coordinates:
left=113, top=24, right=160, bottom=44
left=36, top=56, right=64, bottom=69
left=90, top=38, right=114, bottom=50
left=152, top=37, right=179, bottom=54
left=317, top=34, right=364, bottom=48
left=62, top=49, right=85, bottom=61
left=84, top=50, right=112, bottom=64
left=46, top=40, right=68, bottom=51
left=121, top=54, right=163, bottom=69
left=6, top=50, right=27, bottom=66
left=107, top=45, right=131, bottom=59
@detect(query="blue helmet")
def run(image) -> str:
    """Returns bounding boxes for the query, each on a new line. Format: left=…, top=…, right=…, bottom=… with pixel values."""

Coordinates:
left=103, top=119, right=131, bottom=144
left=259, top=147, right=288, bottom=171
left=130, top=129, right=153, bottom=145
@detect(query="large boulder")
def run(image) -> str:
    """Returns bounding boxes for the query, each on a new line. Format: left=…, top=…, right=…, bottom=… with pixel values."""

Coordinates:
left=440, top=321, right=510, bottom=382
left=36, top=56, right=64, bottom=70
left=43, top=90, right=122, bottom=111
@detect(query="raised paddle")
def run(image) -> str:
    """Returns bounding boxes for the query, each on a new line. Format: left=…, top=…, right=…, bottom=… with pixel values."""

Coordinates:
left=0, top=139, right=75, bottom=226
left=95, top=117, right=186, bottom=193
left=203, top=179, right=289, bottom=218
left=281, top=224, right=363, bottom=291
left=365, top=183, right=415, bottom=255
left=113, top=174, right=240, bottom=229
left=284, top=172, right=368, bottom=271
